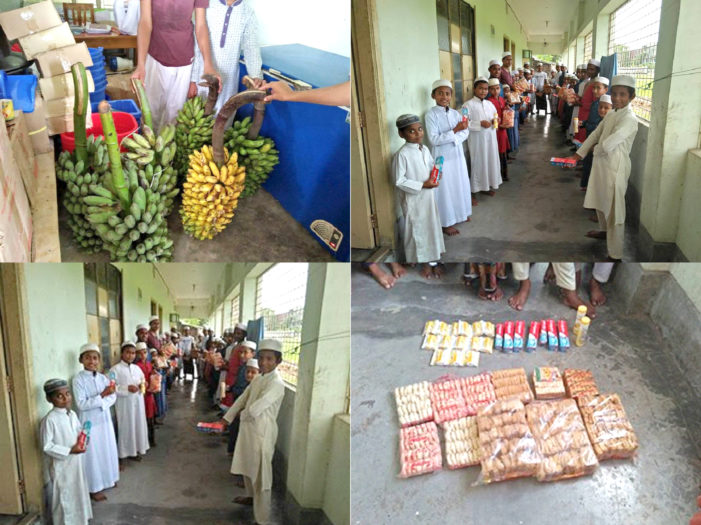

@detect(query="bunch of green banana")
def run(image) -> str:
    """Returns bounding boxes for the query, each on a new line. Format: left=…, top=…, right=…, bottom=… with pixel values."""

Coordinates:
left=224, top=117, right=279, bottom=198
left=120, top=123, right=179, bottom=214
left=174, top=96, right=214, bottom=180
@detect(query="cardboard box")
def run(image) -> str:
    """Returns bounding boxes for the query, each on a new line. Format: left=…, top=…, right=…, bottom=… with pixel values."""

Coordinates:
left=105, top=72, right=139, bottom=104
left=46, top=114, right=72, bottom=136
left=35, top=43, right=93, bottom=78
left=39, top=70, right=95, bottom=101
left=23, top=92, right=53, bottom=154
left=0, top=1, right=62, bottom=41
left=18, top=22, right=76, bottom=60
left=7, top=111, right=39, bottom=207
left=0, top=113, right=33, bottom=262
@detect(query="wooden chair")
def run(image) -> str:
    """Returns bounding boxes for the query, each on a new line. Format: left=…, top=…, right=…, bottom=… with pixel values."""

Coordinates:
left=63, top=3, right=95, bottom=26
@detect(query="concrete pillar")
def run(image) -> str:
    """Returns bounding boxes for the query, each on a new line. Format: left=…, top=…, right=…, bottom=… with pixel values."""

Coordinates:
left=239, top=276, right=257, bottom=324
left=286, top=263, right=350, bottom=508
left=639, top=0, right=701, bottom=257
left=575, top=36, right=585, bottom=65
left=222, top=299, right=232, bottom=330
left=593, top=14, right=608, bottom=59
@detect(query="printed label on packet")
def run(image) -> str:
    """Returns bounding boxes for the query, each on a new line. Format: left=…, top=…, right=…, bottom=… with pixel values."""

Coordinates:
left=526, top=321, right=539, bottom=352
left=547, top=319, right=558, bottom=351
left=557, top=320, right=570, bottom=352
left=494, top=323, right=504, bottom=351
left=539, top=319, right=548, bottom=346
left=513, top=320, right=525, bottom=352
left=503, top=321, right=514, bottom=353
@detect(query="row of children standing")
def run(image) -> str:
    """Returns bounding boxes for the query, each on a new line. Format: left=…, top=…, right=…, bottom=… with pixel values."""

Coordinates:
left=392, top=50, right=537, bottom=275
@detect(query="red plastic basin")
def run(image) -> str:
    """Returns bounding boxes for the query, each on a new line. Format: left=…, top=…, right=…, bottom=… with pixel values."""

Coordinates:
left=60, top=111, right=138, bottom=154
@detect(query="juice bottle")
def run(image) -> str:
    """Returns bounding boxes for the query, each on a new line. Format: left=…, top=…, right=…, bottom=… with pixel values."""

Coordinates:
left=574, top=316, right=591, bottom=347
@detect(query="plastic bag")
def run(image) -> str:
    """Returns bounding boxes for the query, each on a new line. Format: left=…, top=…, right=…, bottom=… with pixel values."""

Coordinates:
left=476, top=399, right=542, bottom=483
left=532, top=366, right=565, bottom=400
left=444, top=416, right=481, bottom=469
left=472, top=320, right=495, bottom=337
left=421, top=333, right=440, bottom=351
left=398, top=422, right=442, bottom=478
left=563, top=369, right=598, bottom=398
left=452, top=321, right=472, bottom=338
left=525, top=399, right=598, bottom=481
left=394, top=381, right=433, bottom=427
left=501, top=108, right=515, bottom=128
left=430, top=376, right=469, bottom=425
left=430, top=349, right=479, bottom=367
left=471, top=336, right=494, bottom=354
left=0, top=71, right=37, bottom=113
left=423, top=319, right=449, bottom=336
left=577, top=393, right=638, bottom=460
left=491, top=368, right=533, bottom=404
left=460, top=373, right=496, bottom=416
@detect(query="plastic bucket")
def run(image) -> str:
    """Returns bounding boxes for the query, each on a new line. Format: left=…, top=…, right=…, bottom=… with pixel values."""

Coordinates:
left=60, top=111, right=138, bottom=153
left=92, top=99, right=141, bottom=128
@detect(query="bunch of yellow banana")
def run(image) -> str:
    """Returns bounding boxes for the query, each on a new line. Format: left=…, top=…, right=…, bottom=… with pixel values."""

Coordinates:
left=180, top=144, right=246, bottom=240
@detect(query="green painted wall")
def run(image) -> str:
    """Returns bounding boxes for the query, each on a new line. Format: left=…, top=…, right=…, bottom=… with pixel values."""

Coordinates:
left=471, top=0, right=529, bottom=75
left=677, top=152, right=701, bottom=260
left=23, top=263, right=88, bottom=418
left=323, top=414, right=350, bottom=525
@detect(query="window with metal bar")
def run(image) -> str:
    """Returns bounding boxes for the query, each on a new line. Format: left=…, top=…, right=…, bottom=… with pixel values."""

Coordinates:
left=255, top=264, right=308, bottom=386
left=584, top=31, right=593, bottom=63
left=608, top=0, right=662, bottom=121
left=230, top=289, right=240, bottom=327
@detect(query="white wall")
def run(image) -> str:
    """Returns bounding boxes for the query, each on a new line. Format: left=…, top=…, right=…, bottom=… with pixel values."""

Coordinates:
left=670, top=264, right=701, bottom=312
left=249, top=0, right=350, bottom=57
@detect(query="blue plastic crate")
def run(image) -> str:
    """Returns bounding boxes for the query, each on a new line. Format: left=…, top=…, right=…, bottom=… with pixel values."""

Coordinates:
left=91, top=98, right=141, bottom=127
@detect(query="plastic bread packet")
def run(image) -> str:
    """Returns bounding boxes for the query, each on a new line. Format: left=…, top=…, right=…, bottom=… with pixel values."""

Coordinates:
left=421, top=333, right=440, bottom=351
left=577, top=393, right=639, bottom=460
left=394, top=381, right=433, bottom=427
left=430, top=375, right=470, bottom=426
left=398, top=422, right=443, bottom=478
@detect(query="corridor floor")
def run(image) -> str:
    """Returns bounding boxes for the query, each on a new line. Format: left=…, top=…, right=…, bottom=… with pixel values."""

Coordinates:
left=351, top=264, right=701, bottom=524
left=90, top=378, right=286, bottom=525
left=441, top=111, right=638, bottom=262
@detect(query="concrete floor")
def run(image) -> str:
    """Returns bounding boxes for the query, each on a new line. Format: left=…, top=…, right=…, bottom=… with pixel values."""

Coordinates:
left=90, top=378, right=287, bottom=524
left=59, top=190, right=334, bottom=262
left=351, top=263, right=701, bottom=525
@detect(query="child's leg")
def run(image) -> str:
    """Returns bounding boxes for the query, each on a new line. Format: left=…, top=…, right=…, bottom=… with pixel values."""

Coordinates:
left=251, top=474, right=272, bottom=525
left=580, top=152, right=593, bottom=189
left=606, top=215, right=624, bottom=260
left=477, top=265, right=489, bottom=299
left=227, top=415, right=241, bottom=454
left=500, top=153, right=508, bottom=180
left=148, top=417, right=155, bottom=446
left=365, top=263, right=396, bottom=289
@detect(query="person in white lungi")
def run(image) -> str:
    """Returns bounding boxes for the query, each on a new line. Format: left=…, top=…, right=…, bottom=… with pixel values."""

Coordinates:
left=425, top=79, right=471, bottom=236
left=113, top=0, right=140, bottom=36
left=110, top=342, right=150, bottom=463
left=132, top=0, right=222, bottom=133
left=40, top=378, right=92, bottom=525
left=189, top=0, right=263, bottom=112
left=464, top=77, right=502, bottom=196
left=73, top=343, right=119, bottom=502
left=391, top=113, right=445, bottom=272
left=569, top=75, right=640, bottom=261
left=569, top=64, right=589, bottom=138
left=221, top=339, right=285, bottom=525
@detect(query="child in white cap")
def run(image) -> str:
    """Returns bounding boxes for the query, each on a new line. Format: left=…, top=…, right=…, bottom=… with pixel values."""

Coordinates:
left=221, top=339, right=285, bottom=525
left=391, top=113, right=445, bottom=274
left=579, top=76, right=610, bottom=190
left=425, top=79, right=472, bottom=240
left=40, top=378, right=92, bottom=524
left=569, top=75, right=639, bottom=260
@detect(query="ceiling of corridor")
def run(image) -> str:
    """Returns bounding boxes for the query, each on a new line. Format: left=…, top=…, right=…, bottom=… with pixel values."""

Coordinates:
left=154, top=264, right=233, bottom=319
left=507, top=0, right=579, bottom=38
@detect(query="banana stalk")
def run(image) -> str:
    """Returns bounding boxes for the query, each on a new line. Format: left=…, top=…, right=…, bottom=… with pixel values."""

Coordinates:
left=71, top=63, right=89, bottom=164
left=242, top=75, right=266, bottom=139
left=132, top=78, right=153, bottom=130
left=98, top=101, right=130, bottom=212
left=211, top=90, right=267, bottom=166
left=198, top=74, right=221, bottom=116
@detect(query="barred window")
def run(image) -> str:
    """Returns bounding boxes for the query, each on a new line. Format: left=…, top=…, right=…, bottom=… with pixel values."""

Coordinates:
left=608, top=0, right=662, bottom=121
left=230, top=288, right=240, bottom=327
left=255, top=264, right=308, bottom=386
left=584, top=31, right=593, bottom=63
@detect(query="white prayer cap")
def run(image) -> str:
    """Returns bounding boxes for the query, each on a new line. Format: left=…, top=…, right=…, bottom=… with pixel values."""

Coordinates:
left=135, top=342, right=148, bottom=351
left=235, top=323, right=247, bottom=331
left=611, top=74, right=636, bottom=89
left=213, top=337, right=225, bottom=345
left=599, top=94, right=612, bottom=104
left=588, top=58, right=601, bottom=67
left=136, top=324, right=148, bottom=332
left=79, top=343, right=100, bottom=358
left=591, top=76, right=609, bottom=86
left=121, top=340, right=136, bottom=350
left=258, top=339, right=283, bottom=354
left=431, top=79, right=452, bottom=91
left=246, top=358, right=259, bottom=370
left=501, top=51, right=512, bottom=59
left=474, top=76, right=488, bottom=84
left=487, top=78, right=500, bottom=87
left=150, top=348, right=158, bottom=353
left=517, top=67, right=523, bottom=71
left=223, top=328, right=232, bottom=335
left=489, top=59, right=500, bottom=67
left=149, top=315, right=159, bottom=323
left=524, top=69, right=531, bottom=74
left=242, top=340, right=257, bottom=350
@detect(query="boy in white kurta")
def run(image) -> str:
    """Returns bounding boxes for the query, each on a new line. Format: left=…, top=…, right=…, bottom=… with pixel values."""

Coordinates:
left=40, top=378, right=92, bottom=525
left=73, top=343, right=119, bottom=501
left=221, top=339, right=285, bottom=525
left=464, top=77, right=502, bottom=196
left=425, top=79, right=471, bottom=236
left=570, top=75, right=640, bottom=260
left=110, top=342, right=150, bottom=462
left=392, top=113, right=445, bottom=270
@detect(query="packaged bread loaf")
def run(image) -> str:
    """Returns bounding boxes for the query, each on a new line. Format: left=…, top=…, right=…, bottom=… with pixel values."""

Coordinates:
left=472, top=320, right=495, bottom=337
left=452, top=321, right=473, bottom=338
left=460, top=373, right=496, bottom=415
left=423, top=320, right=450, bottom=336
left=398, top=422, right=442, bottom=478
left=476, top=399, right=542, bottom=483
left=577, top=393, right=638, bottom=460
left=430, top=377, right=469, bottom=425
left=525, top=399, right=598, bottom=481
left=472, top=336, right=494, bottom=354
left=491, top=368, right=533, bottom=404
left=533, top=366, right=566, bottom=400
left=394, top=381, right=433, bottom=427
left=421, top=333, right=440, bottom=351
left=443, top=416, right=481, bottom=469
left=563, top=369, right=598, bottom=398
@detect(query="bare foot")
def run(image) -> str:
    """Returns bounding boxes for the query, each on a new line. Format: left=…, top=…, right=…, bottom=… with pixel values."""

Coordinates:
left=442, top=226, right=460, bottom=236
left=90, top=492, right=107, bottom=502
left=496, top=263, right=507, bottom=280
left=543, top=264, right=555, bottom=284
left=561, top=289, right=596, bottom=318
left=367, top=263, right=395, bottom=289
left=478, top=287, right=490, bottom=300
left=472, top=196, right=479, bottom=206
left=489, top=271, right=497, bottom=291
left=586, top=230, right=606, bottom=240
left=508, top=279, right=531, bottom=311
left=489, top=286, right=504, bottom=301
left=482, top=190, right=496, bottom=196
left=233, top=496, right=253, bottom=506
left=421, top=264, right=434, bottom=279
left=432, top=265, right=444, bottom=279
left=119, top=462, right=125, bottom=472
left=589, top=277, right=607, bottom=306
left=389, top=262, right=406, bottom=279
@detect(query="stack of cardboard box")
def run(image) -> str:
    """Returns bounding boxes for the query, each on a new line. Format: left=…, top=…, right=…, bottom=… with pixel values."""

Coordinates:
left=0, top=1, right=95, bottom=142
